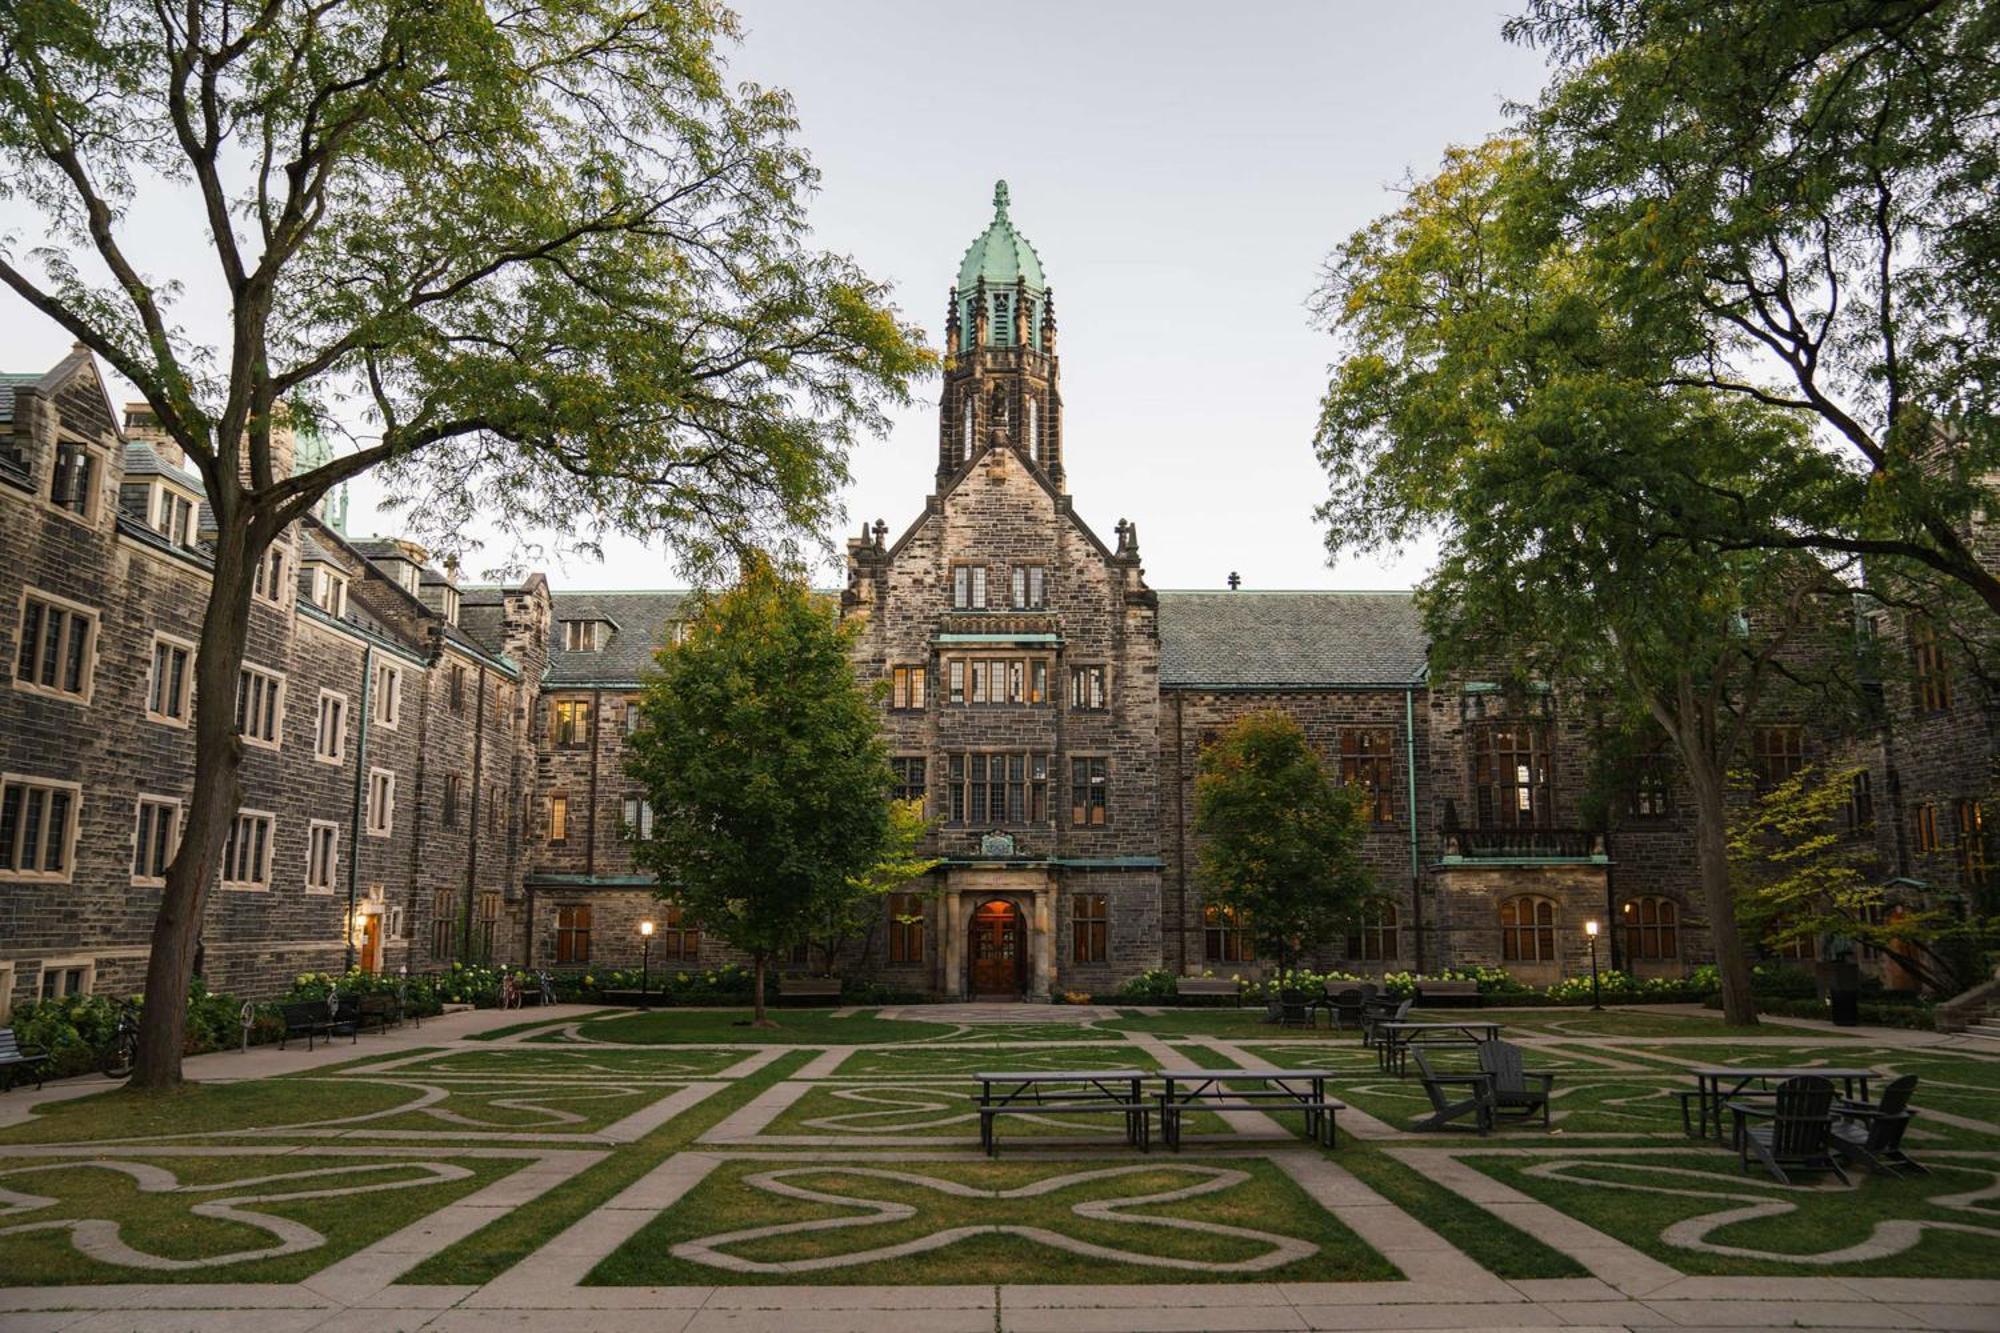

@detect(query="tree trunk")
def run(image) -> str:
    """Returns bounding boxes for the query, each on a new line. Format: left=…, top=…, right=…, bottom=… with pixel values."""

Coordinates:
left=752, top=952, right=770, bottom=1026
left=131, top=517, right=261, bottom=1088
left=1684, top=757, right=1758, bottom=1026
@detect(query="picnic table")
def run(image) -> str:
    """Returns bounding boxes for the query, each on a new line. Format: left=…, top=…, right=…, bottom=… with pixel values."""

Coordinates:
left=1375, top=1020, right=1502, bottom=1075
left=1683, top=1067, right=1876, bottom=1141
left=974, top=1069, right=1149, bottom=1156
left=1157, top=1068, right=1342, bottom=1150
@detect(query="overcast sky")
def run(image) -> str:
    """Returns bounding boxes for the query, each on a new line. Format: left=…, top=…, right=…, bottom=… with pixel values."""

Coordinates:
left=0, top=1, right=1552, bottom=592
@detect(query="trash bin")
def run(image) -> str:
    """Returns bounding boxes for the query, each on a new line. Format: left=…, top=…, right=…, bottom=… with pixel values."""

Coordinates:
left=1818, top=960, right=1861, bottom=1027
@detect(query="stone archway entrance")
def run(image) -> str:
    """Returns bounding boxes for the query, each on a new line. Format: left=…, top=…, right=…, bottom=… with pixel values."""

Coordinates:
left=969, top=898, right=1026, bottom=998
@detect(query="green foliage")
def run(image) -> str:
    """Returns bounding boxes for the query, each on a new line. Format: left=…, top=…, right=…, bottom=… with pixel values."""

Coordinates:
left=283, top=969, right=445, bottom=1014
left=1114, top=969, right=1183, bottom=1002
left=806, top=798, right=941, bottom=973
left=625, top=559, right=896, bottom=1020
left=1192, top=711, right=1374, bottom=970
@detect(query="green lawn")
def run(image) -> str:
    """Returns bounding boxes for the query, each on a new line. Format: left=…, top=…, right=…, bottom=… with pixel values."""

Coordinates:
left=585, top=1155, right=1400, bottom=1285
left=1336, top=1150, right=1589, bottom=1278
left=830, top=1043, right=1163, bottom=1077
left=1465, top=1150, right=2000, bottom=1276
left=0, top=1151, right=524, bottom=1284
left=0, top=1075, right=419, bottom=1144
left=388, top=1046, right=746, bottom=1077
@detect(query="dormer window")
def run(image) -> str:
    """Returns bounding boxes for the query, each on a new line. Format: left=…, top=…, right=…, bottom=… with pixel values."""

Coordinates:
left=563, top=620, right=601, bottom=652
left=50, top=439, right=97, bottom=519
left=151, top=485, right=198, bottom=548
left=392, top=562, right=419, bottom=595
left=309, top=565, right=348, bottom=618
left=441, top=586, right=460, bottom=626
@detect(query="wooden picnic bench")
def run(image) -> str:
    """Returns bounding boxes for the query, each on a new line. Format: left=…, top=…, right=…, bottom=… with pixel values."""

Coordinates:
left=1177, top=978, right=1239, bottom=1007
left=0, top=1027, right=50, bottom=1091
left=1683, top=1066, right=1875, bottom=1142
left=1376, top=1020, right=1501, bottom=1075
left=1156, top=1068, right=1342, bottom=1150
left=974, top=1069, right=1150, bottom=1156
left=277, top=1000, right=356, bottom=1051
left=353, top=992, right=403, bottom=1034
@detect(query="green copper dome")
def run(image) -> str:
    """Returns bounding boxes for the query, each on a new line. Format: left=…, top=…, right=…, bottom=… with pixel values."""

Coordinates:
left=956, top=181, right=1048, bottom=350
left=958, top=180, right=1046, bottom=293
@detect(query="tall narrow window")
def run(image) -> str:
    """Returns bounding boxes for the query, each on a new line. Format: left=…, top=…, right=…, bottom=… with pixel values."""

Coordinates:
left=373, top=662, right=402, bottom=728
left=891, top=757, right=926, bottom=806
left=951, top=565, right=988, bottom=610
left=449, top=663, right=466, bottom=712
left=962, top=395, right=974, bottom=461
left=14, top=592, right=96, bottom=701
left=1912, top=620, right=1952, bottom=713
left=306, top=821, right=339, bottom=892
left=1026, top=397, right=1039, bottom=461
left=548, top=794, right=569, bottom=844
left=555, top=904, right=592, bottom=963
left=0, top=777, right=78, bottom=881
left=1070, top=665, right=1107, bottom=711
left=315, top=690, right=346, bottom=762
left=366, top=769, right=396, bottom=837
left=1339, top=729, right=1395, bottom=823
left=430, top=888, right=458, bottom=962
left=887, top=892, right=925, bottom=963
left=442, top=774, right=461, bottom=828
left=256, top=545, right=290, bottom=605
left=132, top=796, right=179, bottom=884
left=1620, top=896, right=1678, bottom=961
left=1846, top=770, right=1875, bottom=832
left=221, top=811, right=274, bottom=887
left=659, top=901, right=700, bottom=961
left=476, top=891, right=501, bottom=959
left=1072, top=894, right=1108, bottom=963
left=551, top=698, right=592, bottom=747
left=1958, top=800, right=1988, bottom=888
left=146, top=634, right=192, bottom=724
left=235, top=664, right=284, bottom=748
left=1070, top=757, right=1108, bottom=826
left=1914, top=802, right=1940, bottom=855
left=621, top=795, right=654, bottom=841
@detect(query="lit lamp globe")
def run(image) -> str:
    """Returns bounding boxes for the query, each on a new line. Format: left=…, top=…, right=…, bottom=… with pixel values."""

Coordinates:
left=1583, top=920, right=1603, bottom=1010
left=638, top=920, right=656, bottom=1004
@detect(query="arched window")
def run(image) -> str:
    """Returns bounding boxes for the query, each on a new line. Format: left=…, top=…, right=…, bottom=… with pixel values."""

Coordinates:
left=1499, top=895, right=1556, bottom=962
left=1026, top=397, right=1039, bottom=460
left=1346, top=903, right=1399, bottom=962
left=962, top=395, right=974, bottom=461
left=1621, top=896, right=1678, bottom=961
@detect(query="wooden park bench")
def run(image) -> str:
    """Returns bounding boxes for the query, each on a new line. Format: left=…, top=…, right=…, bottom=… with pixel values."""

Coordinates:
left=1176, top=978, right=1239, bottom=1007
left=354, top=992, right=401, bottom=1035
left=0, top=1027, right=51, bottom=1092
left=779, top=975, right=843, bottom=1005
left=1415, top=979, right=1482, bottom=1007
left=278, top=1001, right=356, bottom=1052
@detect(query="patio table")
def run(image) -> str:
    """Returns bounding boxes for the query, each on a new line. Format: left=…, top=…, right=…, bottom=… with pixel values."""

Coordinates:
left=1684, top=1066, right=1875, bottom=1141
left=973, top=1068, right=1149, bottom=1154
left=1375, top=1020, right=1501, bottom=1075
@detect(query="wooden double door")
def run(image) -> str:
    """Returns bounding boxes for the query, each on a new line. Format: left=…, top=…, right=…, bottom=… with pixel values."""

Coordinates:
left=969, top=899, right=1026, bottom=998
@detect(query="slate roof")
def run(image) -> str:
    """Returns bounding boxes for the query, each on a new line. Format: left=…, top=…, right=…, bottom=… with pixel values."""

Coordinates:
left=1155, top=591, right=1428, bottom=688
left=0, top=372, right=43, bottom=423
left=544, top=590, right=689, bottom=686
left=122, top=442, right=204, bottom=490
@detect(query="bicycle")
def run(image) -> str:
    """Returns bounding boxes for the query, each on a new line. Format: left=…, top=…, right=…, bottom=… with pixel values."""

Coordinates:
left=101, top=1003, right=139, bottom=1079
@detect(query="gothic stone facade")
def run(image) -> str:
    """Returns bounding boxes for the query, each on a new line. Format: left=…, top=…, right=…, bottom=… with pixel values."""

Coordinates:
left=4, top=188, right=1993, bottom=1013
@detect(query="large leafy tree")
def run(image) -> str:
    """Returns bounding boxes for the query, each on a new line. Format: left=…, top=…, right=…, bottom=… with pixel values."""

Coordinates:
left=804, top=798, right=939, bottom=975
left=1314, top=139, right=1860, bottom=1024
left=1192, top=711, right=1372, bottom=978
left=0, top=1, right=925, bottom=1084
left=1506, top=0, right=2000, bottom=621
left=624, top=559, right=894, bottom=1026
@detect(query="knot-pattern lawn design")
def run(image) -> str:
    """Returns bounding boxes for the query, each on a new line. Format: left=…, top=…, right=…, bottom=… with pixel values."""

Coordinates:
left=670, top=1164, right=1319, bottom=1274
left=0, top=1158, right=472, bottom=1270
left=791, top=1084, right=1130, bottom=1136
left=1515, top=1158, right=2000, bottom=1265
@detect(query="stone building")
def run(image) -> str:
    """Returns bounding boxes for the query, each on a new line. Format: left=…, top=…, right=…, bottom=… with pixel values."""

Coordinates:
left=2, top=185, right=1991, bottom=1012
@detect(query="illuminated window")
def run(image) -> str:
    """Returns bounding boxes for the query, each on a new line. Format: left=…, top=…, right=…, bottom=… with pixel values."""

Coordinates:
left=1203, top=904, right=1254, bottom=963
left=1499, top=895, right=1557, bottom=962
left=1340, top=729, right=1395, bottom=823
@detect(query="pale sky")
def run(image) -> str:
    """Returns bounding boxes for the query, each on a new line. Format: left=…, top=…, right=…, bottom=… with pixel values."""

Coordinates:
left=0, top=1, right=1551, bottom=592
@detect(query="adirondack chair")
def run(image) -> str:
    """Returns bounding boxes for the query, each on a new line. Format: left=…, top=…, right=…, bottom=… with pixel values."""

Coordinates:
left=1476, top=1039, right=1556, bottom=1128
left=1729, top=1075, right=1847, bottom=1186
left=1320, top=987, right=1366, bottom=1031
left=1832, top=1074, right=1925, bottom=1177
left=1361, top=997, right=1413, bottom=1050
left=1412, top=1049, right=1493, bottom=1135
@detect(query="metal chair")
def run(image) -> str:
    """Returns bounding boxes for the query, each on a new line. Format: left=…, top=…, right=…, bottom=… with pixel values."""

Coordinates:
left=1729, top=1075, right=1847, bottom=1186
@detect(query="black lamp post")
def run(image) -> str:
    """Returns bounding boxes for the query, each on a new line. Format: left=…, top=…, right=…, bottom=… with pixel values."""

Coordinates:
left=1585, top=919, right=1603, bottom=1011
left=639, top=920, right=655, bottom=1007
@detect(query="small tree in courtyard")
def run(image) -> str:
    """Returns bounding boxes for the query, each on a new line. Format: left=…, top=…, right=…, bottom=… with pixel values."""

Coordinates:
left=0, top=1, right=925, bottom=1084
left=624, top=559, right=894, bottom=1026
left=805, top=798, right=939, bottom=976
left=1193, top=711, right=1373, bottom=979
